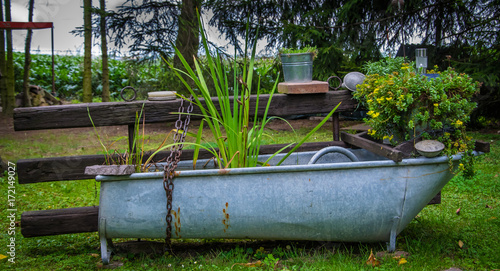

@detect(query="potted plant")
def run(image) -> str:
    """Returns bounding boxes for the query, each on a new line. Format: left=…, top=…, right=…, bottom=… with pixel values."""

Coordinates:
left=85, top=104, right=171, bottom=175
left=353, top=57, right=480, bottom=176
left=279, top=46, right=318, bottom=83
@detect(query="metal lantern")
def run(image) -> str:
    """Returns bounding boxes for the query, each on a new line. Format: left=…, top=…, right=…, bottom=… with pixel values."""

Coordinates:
left=415, top=48, right=427, bottom=74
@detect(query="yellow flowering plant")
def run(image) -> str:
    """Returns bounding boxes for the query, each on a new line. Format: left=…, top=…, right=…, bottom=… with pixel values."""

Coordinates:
left=354, top=57, right=480, bottom=176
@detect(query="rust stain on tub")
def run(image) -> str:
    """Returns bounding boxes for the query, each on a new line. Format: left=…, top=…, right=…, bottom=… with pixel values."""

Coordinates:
left=222, top=202, right=230, bottom=233
left=171, top=207, right=181, bottom=238
left=218, top=168, right=231, bottom=175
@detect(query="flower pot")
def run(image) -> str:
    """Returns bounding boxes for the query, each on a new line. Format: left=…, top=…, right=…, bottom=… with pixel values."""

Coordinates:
left=280, top=53, right=313, bottom=82
left=423, top=73, right=440, bottom=81
left=96, top=147, right=476, bottom=264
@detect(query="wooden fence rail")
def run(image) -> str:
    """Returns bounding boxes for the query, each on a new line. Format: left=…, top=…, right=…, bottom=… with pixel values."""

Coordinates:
left=14, top=91, right=356, bottom=130
left=17, top=141, right=348, bottom=184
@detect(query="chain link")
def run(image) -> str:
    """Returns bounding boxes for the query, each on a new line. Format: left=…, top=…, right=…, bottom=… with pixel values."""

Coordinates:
left=163, top=95, right=193, bottom=250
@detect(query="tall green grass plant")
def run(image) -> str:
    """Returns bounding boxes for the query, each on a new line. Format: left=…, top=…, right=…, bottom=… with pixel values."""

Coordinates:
left=162, top=14, right=339, bottom=169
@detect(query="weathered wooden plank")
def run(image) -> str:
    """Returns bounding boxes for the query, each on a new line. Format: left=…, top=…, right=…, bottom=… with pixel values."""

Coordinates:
left=341, top=131, right=405, bottom=162
left=475, top=140, right=490, bottom=153
left=13, top=91, right=357, bottom=131
left=17, top=155, right=107, bottom=184
left=277, top=81, right=329, bottom=94
left=21, top=206, right=99, bottom=237
left=340, top=123, right=371, bottom=132
left=16, top=150, right=213, bottom=184
left=393, top=137, right=422, bottom=157
left=17, top=141, right=349, bottom=184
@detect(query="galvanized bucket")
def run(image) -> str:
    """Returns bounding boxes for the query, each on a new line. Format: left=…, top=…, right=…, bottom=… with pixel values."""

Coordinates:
left=280, top=53, right=313, bottom=82
left=96, top=147, right=477, bottom=264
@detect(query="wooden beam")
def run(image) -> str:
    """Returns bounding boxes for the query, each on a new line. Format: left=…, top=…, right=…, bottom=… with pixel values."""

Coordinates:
left=341, top=132, right=406, bottom=162
left=13, top=91, right=357, bottom=131
left=475, top=140, right=490, bottom=153
left=277, top=81, right=329, bottom=94
left=341, top=132, right=490, bottom=163
left=17, top=141, right=349, bottom=184
left=21, top=206, right=99, bottom=237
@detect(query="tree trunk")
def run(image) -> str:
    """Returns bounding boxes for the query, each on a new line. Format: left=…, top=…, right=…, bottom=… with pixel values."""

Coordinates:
left=435, top=2, right=443, bottom=47
left=99, top=0, right=110, bottom=102
left=0, top=0, right=7, bottom=112
left=172, top=0, right=201, bottom=96
left=22, top=0, right=35, bottom=107
left=82, top=0, right=93, bottom=103
left=3, top=0, right=15, bottom=115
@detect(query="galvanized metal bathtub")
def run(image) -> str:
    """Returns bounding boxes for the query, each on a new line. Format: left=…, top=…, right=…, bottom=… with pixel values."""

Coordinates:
left=96, top=147, right=477, bottom=264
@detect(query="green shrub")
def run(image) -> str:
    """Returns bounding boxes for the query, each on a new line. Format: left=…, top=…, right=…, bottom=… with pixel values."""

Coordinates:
left=354, top=57, right=480, bottom=176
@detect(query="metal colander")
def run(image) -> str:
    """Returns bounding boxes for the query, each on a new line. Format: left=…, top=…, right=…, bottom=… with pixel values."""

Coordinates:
left=343, top=72, right=365, bottom=91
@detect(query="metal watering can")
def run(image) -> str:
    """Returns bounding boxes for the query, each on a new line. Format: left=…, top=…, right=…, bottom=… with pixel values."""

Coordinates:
left=327, top=72, right=365, bottom=91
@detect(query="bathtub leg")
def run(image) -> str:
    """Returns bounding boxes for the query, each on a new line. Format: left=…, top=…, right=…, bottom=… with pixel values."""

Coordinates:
left=387, top=216, right=400, bottom=252
left=99, top=218, right=114, bottom=264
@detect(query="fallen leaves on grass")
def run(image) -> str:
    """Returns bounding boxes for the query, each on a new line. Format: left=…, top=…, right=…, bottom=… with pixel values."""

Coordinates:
left=392, top=253, right=408, bottom=265
left=376, top=250, right=410, bottom=259
left=231, top=260, right=263, bottom=269
left=458, top=240, right=464, bottom=248
left=374, top=250, right=411, bottom=267
left=366, top=249, right=380, bottom=267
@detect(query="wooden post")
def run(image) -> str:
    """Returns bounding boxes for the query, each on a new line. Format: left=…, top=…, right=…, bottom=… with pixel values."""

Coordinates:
left=128, top=124, right=135, bottom=156
left=51, top=26, right=55, bottom=94
left=333, top=112, right=340, bottom=141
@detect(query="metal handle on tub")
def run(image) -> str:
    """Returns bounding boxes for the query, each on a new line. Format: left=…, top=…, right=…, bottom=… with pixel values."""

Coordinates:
left=307, top=146, right=359, bottom=164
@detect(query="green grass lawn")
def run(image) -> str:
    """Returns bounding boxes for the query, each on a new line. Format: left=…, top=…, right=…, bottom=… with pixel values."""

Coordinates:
left=1, top=125, right=499, bottom=270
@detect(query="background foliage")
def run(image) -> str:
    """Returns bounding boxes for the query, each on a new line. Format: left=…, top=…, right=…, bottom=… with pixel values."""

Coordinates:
left=6, top=0, right=500, bottom=123
left=12, top=52, right=285, bottom=101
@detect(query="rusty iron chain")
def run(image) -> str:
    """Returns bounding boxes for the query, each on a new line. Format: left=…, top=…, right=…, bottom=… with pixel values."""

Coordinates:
left=163, top=95, right=194, bottom=250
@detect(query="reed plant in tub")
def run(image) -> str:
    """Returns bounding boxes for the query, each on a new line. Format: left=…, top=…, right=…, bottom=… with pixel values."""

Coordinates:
left=159, top=14, right=339, bottom=169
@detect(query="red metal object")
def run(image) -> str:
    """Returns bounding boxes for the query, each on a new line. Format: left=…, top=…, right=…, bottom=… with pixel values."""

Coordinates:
left=0, top=21, right=53, bottom=29
left=0, top=21, right=55, bottom=93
